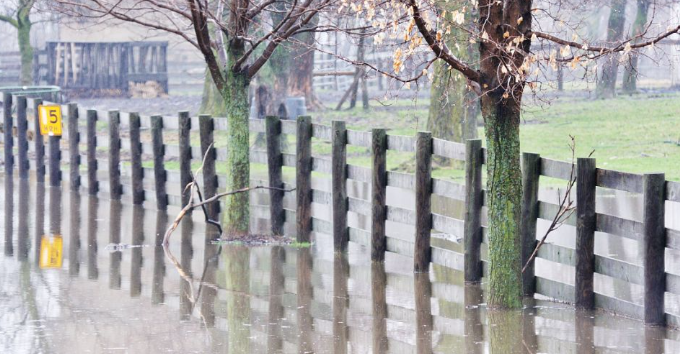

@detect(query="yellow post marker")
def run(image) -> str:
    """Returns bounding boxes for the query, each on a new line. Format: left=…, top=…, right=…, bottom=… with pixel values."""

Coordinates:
left=38, top=105, right=63, bottom=136
left=39, top=235, right=63, bottom=269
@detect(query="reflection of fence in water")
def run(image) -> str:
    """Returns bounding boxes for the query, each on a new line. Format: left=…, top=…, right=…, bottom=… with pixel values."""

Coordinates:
left=2, top=92, right=680, bottom=328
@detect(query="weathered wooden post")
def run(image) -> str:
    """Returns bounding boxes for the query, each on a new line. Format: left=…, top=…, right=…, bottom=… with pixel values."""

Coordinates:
left=642, top=172, right=665, bottom=325
left=296, top=116, right=312, bottom=242
left=331, top=120, right=348, bottom=251
left=151, top=115, right=168, bottom=210
left=178, top=111, right=192, bottom=208
left=48, top=110, right=62, bottom=187
left=520, top=152, right=541, bottom=295
left=414, top=131, right=433, bottom=272
left=86, top=110, right=98, bottom=195
left=371, top=128, right=387, bottom=261
left=575, top=157, right=596, bottom=309
left=464, top=139, right=483, bottom=281
left=3, top=93, right=13, bottom=174
left=265, top=116, right=284, bottom=235
left=16, top=95, right=29, bottom=179
left=33, top=99, right=45, bottom=182
left=108, top=111, right=122, bottom=199
left=68, top=103, right=80, bottom=190
left=199, top=114, right=218, bottom=220
left=129, top=112, right=144, bottom=204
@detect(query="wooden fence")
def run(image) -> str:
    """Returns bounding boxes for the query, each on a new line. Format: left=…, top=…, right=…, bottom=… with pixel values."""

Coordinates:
left=2, top=92, right=680, bottom=328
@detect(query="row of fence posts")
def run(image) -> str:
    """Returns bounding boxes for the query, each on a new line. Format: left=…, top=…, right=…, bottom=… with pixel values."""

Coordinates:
left=1, top=96, right=669, bottom=326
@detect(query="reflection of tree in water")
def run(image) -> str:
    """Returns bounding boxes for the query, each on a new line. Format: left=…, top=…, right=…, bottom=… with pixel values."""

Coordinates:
left=489, top=309, right=523, bottom=354
left=224, top=245, right=251, bottom=353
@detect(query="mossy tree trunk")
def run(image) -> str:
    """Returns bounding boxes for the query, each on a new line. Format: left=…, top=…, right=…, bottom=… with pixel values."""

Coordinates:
left=0, top=0, right=35, bottom=86
left=622, top=0, right=650, bottom=94
left=596, top=0, right=628, bottom=99
left=224, top=245, right=250, bottom=353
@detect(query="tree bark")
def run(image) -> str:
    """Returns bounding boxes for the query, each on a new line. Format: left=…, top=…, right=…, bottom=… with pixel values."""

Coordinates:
left=622, top=0, right=650, bottom=94
left=199, top=69, right=227, bottom=116
left=596, top=0, right=628, bottom=99
left=1, top=0, right=34, bottom=85
left=288, top=16, right=322, bottom=110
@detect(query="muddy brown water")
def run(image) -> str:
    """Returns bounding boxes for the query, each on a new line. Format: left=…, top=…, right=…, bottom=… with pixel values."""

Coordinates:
left=1, top=176, right=679, bottom=353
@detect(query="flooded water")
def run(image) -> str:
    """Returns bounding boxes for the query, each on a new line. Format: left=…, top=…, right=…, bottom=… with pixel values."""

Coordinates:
left=1, top=176, right=680, bottom=353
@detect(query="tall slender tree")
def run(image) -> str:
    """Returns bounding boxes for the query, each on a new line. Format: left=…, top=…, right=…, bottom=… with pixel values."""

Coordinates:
left=623, top=0, right=650, bottom=93
left=596, top=0, right=628, bottom=98
left=0, top=0, right=37, bottom=85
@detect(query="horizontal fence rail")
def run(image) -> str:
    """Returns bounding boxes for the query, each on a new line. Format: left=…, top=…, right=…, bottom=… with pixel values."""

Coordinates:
left=1, top=93, right=680, bottom=328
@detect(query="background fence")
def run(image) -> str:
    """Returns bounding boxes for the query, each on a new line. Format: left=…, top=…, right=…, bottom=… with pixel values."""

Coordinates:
left=1, top=92, right=680, bottom=328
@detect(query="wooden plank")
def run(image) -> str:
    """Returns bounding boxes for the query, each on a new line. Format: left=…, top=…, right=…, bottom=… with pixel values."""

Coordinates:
left=536, top=243, right=575, bottom=266
left=151, top=115, right=167, bottom=210
left=594, top=294, right=643, bottom=320
left=33, top=99, right=45, bottom=182
left=249, top=118, right=265, bottom=133
left=432, top=179, right=465, bottom=201
left=346, top=129, right=371, bottom=148
left=386, top=206, right=416, bottom=225
left=386, top=134, right=415, bottom=152
left=282, top=153, right=296, bottom=167
left=464, top=139, right=483, bottom=282
left=347, top=197, right=371, bottom=215
left=281, top=119, right=296, bottom=135
left=540, top=157, right=573, bottom=181
left=178, top=111, right=192, bottom=208
left=521, top=152, right=540, bottom=295
left=266, top=116, right=284, bottom=235
left=332, top=121, right=348, bottom=251
left=432, top=213, right=464, bottom=237
left=666, top=273, right=680, bottom=294
left=311, top=156, right=331, bottom=174
left=538, top=201, right=576, bottom=226
left=16, top=96, right=28, bottom=179
left=311, top=189, right=331, bottom=205
left=68, top=103, right=81, bottom=190
left=594, top=255, right=643, bottom=285
left=312, top=123, right=332, bottom=141
left=536, top=277, right=575, bottom=303
left=387, top=171, right=415, bottom=190
left=414, top=132, right=432, bottom=272
left=432, top=138, right=466, bottom=161
left=596, top=213, right=643, bottom=240
left=576, top=157, right=596, bottom=309
left=347, top=164, right=371, bottom=183
left=597, top=168, right=643, bottom=194
left=250, top=150, right=268, bottom=164
left=108, top=111, right=121, bottom=199
left=129, top=112, right=144, bottom=204
left=372, top=129, right=387, bottom=261
left=86, top=110, right=98, bottom=194
left=199, top=115, right=218, bottom=219
left=296, top=116, right=313, bottom=242
left=666, top=181, right=680, bottom=202
left=642, top=173, right=666, bottom=325
left=667, top=229, right=680, bottom=250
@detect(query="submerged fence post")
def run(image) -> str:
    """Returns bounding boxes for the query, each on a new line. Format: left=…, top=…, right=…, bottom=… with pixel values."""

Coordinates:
left=642, top=172, right=666, bottom=325
left=129, top=112, right=144, bottom=205
left=266, top=115, right=284, bottom=235
left=296, top=116, right=312, bottom=243
left=16, top=95, right=28, bottom=179
left=68, top=103, right=80, bottom=190
left=521, top=152, right=541, bottom=295
left=371, top=128, right=387, bottom=261
left=151, top=115, right=167, bottom=210
left=33, top=98, right=45, bottom=182
left=414, top=131, right=432, bottom=272
left=178, top=111, right=192, bottom=208
left=48, top=112, right=61, bottom=187
left=86, top=109, right=98, bottom=195
left=331, top=120, right=348, bottom=252
left=108, top=111, right=121, bottom=199
left=3, top=93, right=14, bottom=174
left=464, top=139, right=483, bottom=282
left=199, top=114, right=218, bottom=220
left=575, top=157, right=596, bottom=309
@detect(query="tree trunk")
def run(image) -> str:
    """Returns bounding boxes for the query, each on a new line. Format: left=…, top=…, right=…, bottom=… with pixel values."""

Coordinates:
left=481, top=93, right=523, bottom=309
left=288, top=16, right=321, bottom=110
left=596, top=0, right=628, bottom=99
left=427, top=0, right=478, bottom=143
left=622, top=0, right=650, bottom=94
left=224, top=246, right=250, bottom=353
left=17, top=18, right=32, bottom=85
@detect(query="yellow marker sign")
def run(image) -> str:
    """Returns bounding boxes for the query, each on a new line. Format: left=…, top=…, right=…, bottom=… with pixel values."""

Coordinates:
left=38, top=105, right=63, bottom=136
left=39, top=235, right=63, bottom=269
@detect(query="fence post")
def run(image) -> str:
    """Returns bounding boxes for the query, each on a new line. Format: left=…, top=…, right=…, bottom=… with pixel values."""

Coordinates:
left=48, top=112, right=61, bottom=187
left=68, top=103, right=80, bottom=190
left=151, top=115, right=167, bottom=210
left=332, top=120, right=348, bottom=252
left=415, top=132, right=433, bottom=272
left=266, top=116, right=284, bottom=235
left=3, top=93, right=13, bottom=174
left=108, top=111, right=121, bottom=200
left=575, top=157, right=596, bottom=309
left=643, top=172, right=666, bottom=325
left=129, top=112, right=144, bottom=204
left=464, top=139, right=483, bottom=282
left=86, top=110, right=98, bottom=195
left=371, top=128, right=387, bottom=261
left=33, top=99, right=45, bottom=182
left=199, top=115, right=218, bottom=220
left=296, top=116, right=312, bottom=243
left=521, top=152, right=541, bottom=296
left=178, top=111, right=192, bottom=208
left=16, top=95, right=29, bottom=179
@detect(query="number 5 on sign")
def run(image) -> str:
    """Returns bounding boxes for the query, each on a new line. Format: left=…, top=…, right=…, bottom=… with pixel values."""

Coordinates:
left=39, top=235, right=63, bottom=269
left=38, top=105, right=63, bottom=136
